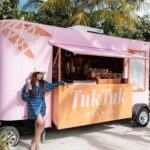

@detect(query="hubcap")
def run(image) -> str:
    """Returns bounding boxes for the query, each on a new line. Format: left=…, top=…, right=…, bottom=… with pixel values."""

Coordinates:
left=139, top=111, right=148, bottom=125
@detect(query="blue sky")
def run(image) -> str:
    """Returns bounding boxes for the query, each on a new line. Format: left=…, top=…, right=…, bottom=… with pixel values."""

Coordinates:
left=19, top=0, right=27, bottom=8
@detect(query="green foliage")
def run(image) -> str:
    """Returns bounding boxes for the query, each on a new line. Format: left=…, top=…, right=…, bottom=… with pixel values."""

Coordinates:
left=0, top=0, right=22, bottom=19
left=23, top=0, right=136, bottom=28
left=94, top=0, right=136, bottom=29
left=103, top=15, right=150, bottom=41
left=0, top=0, right=149, bottom=41
left=22, top=6, right=70, bottom=27
left=136, top=15, right=150, bottom=41
left=0, top=131, right=11, bottom=150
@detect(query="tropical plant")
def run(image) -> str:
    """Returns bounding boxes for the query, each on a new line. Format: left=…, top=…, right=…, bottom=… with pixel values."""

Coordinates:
left=135, top=15, right=150, bottom=41
left=10, top=0, right=19, bottom=8
left=0, top=131, right=11, bottom=150
left=103, top=15, right=150, bottom=41
left=22, top=0, right=136, bottom=29
left=0, top=0, right=22, bottom=19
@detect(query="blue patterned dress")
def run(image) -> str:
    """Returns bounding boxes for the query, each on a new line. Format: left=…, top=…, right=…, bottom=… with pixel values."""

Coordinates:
left=21, top=81, right=64, bottom=120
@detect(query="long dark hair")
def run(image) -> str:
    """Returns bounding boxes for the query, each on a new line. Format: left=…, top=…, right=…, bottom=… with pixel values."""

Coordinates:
left=30, top=72, right=45, bottom=95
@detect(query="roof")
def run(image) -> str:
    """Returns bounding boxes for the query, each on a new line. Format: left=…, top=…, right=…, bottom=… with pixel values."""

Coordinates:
left=1, top=19, right=149, bottom=59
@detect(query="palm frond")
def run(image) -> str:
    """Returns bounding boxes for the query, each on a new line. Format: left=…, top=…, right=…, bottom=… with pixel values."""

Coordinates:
left=94, top=8, right=135, bottom=29
left=68, top=12, right=90, bottom=26
left=22, top=0, right=43, bottom=12
left=85, top=0, right=103, bottom=7
left=42, top=0, right=70, bottom=8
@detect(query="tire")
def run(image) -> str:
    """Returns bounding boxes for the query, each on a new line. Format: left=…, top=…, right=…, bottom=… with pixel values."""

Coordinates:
left=0, top=126, right=20, bottom=147
left=136, top=107, right=149, bottom=127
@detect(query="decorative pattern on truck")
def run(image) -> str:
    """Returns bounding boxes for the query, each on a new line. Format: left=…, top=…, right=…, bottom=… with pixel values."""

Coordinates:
left=0, top=21, right=52, bottom=58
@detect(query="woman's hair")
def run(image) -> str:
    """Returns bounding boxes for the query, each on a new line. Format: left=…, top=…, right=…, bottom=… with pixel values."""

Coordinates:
left=30, top=72, right=45, bottom=95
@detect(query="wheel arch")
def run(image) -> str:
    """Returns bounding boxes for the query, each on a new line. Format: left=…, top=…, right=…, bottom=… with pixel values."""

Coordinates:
left=132, top=103, right=150, bottom=117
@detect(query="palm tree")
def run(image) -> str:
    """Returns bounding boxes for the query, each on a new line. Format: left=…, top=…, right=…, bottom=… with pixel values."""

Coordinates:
left=0, top=0, right=19, bottom=7
left=10, top=0, right=19, bottom=8
left=126, top=0, right=147, bottom=9
left=22, top=0, right=136, bottom=28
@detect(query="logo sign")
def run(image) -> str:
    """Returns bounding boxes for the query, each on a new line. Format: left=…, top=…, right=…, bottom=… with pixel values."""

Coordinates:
left=54, top=84, right=132, bottom=129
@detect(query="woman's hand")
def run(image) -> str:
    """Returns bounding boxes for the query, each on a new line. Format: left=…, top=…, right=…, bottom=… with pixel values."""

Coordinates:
left=26, top=78, right=32, bottom=90
left=61, top=81, right=68, bottom=87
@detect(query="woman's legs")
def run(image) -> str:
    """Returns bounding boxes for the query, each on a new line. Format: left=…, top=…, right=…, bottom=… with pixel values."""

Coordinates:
left=31, top=121, right=37, bottom=150
left=32, top=113, right=45, bottom=149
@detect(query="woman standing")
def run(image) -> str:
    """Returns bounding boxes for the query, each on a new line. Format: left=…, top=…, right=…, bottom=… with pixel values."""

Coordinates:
left=21, top=67, right=65, bottom=150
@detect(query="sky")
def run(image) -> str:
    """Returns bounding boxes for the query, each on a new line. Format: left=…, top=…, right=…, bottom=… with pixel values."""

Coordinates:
left=19, top=0, right=27, bottom=8
left=136, top=1, right=150, bottom=16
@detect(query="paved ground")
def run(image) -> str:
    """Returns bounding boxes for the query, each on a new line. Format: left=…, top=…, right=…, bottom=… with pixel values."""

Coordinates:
left=13, top=121, right=150, bottom=150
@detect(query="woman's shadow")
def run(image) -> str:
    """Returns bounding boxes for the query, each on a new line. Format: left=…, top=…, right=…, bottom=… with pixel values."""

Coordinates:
left=16, top=141, right=30, bottom=150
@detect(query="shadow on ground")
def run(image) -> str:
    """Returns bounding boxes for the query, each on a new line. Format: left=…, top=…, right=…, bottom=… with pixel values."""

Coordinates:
left=19, top=120, right=150, bottom=150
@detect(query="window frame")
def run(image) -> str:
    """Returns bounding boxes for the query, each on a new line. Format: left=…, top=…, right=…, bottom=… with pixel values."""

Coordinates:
left=128, top=50, right=146, bottom=92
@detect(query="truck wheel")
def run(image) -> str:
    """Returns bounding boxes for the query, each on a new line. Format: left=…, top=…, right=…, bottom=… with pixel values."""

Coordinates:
left=136, top=107, right=149, bottom=127
left=0, top=126, right=20, bottom=147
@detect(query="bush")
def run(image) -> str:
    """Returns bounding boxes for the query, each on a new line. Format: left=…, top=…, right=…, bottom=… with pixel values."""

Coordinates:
left=0, top=131, right=11, bottom=150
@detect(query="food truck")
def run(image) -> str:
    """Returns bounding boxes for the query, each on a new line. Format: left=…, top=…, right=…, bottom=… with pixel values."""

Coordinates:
left=0, top=19, right=150, bottom=147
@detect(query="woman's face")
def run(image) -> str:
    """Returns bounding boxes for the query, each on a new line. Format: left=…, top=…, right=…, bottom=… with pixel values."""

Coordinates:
left=36, top=72, right=44, bottom=80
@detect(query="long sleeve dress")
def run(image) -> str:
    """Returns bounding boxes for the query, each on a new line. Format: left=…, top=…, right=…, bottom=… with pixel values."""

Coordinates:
left=21, top=80, right=64, bottom=120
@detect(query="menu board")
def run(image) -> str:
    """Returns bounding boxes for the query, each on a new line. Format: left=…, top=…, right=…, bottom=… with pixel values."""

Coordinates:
left=129, top=51, right=145, bottom=91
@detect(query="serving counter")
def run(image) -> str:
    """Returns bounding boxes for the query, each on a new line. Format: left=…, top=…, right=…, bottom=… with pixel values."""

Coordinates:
left=52, top=83, right=132, bottom=129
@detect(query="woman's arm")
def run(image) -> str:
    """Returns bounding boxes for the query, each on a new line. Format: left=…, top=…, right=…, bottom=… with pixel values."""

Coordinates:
left=45, top=81, right=65, bottom=93
left=21, top=83, right=31, bottom=102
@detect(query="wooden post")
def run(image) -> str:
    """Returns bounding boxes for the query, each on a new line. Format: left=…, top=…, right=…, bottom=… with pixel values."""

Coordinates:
left=58, top=47, right=61, bottom=82
left=123, top=58, right=129, bottom=77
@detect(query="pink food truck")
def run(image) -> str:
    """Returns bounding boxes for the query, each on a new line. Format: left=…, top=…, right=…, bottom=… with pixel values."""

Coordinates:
left=0, top=19, right=150, bottom=147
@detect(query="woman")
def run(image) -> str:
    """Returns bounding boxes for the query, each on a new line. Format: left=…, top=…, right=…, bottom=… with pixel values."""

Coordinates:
left=21, top=67, right=65, bottom=150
